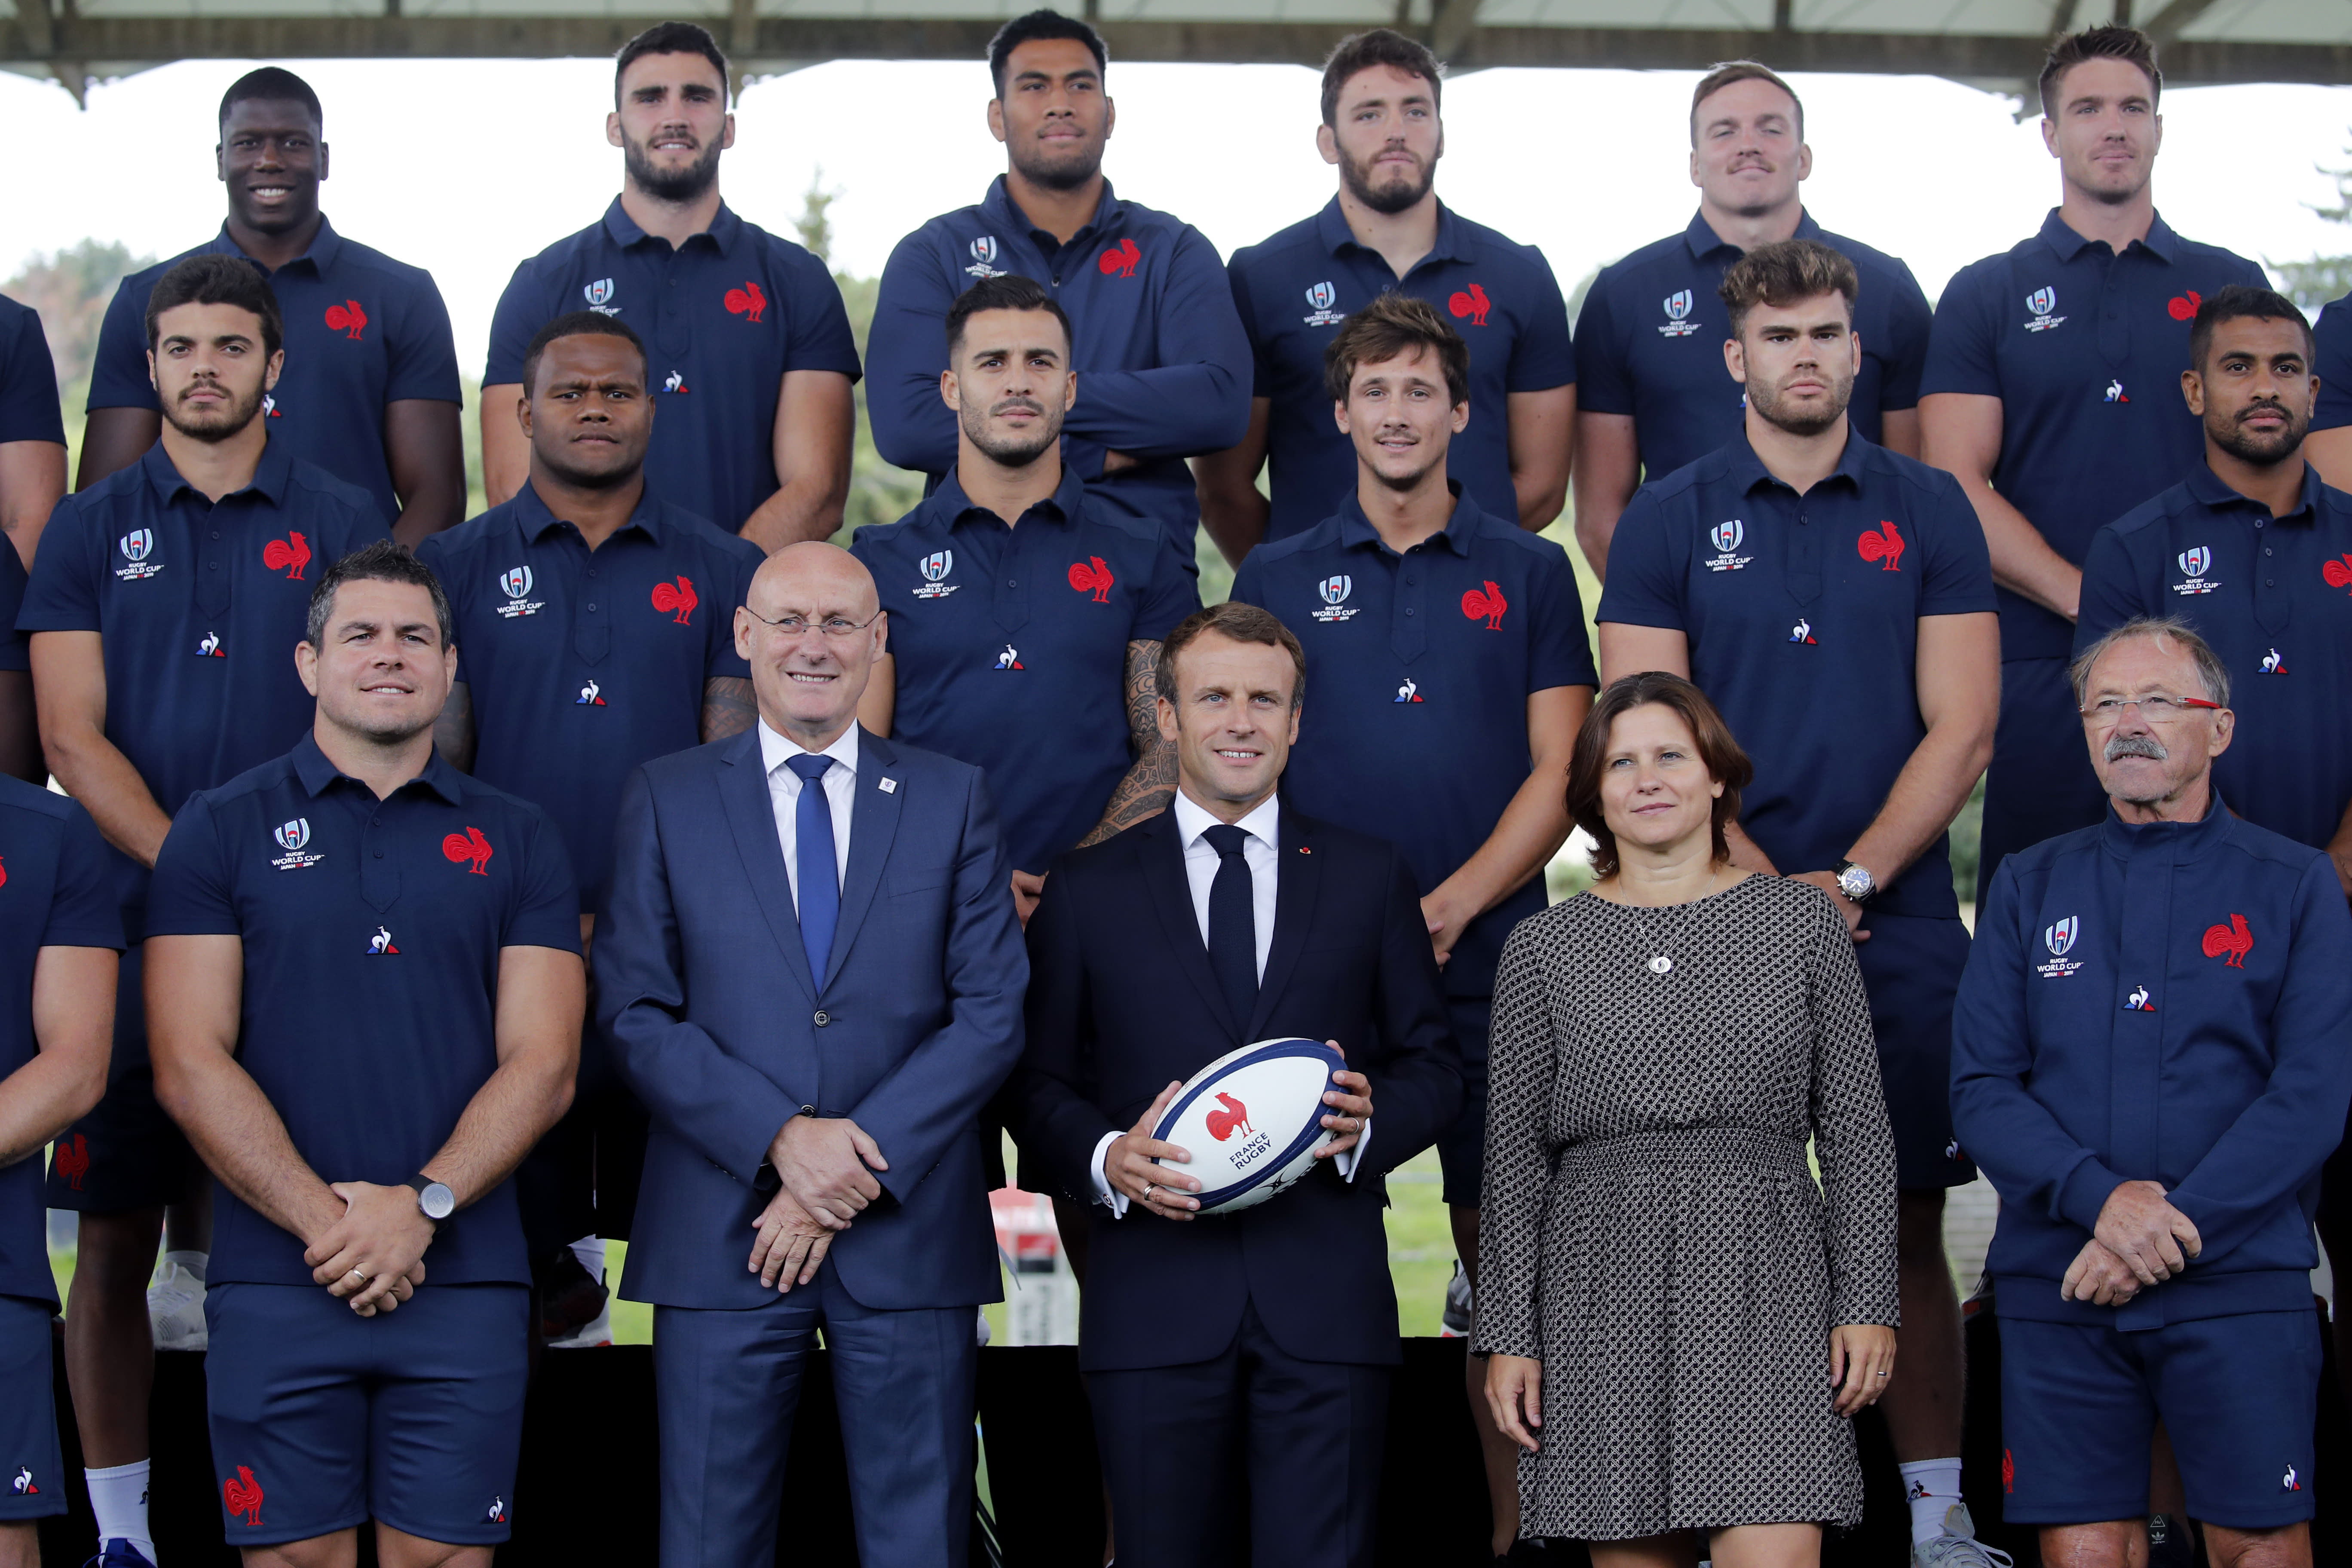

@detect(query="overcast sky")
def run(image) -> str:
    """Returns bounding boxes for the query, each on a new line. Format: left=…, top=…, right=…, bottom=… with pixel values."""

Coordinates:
left=7, top=56, right=2352, bottom=374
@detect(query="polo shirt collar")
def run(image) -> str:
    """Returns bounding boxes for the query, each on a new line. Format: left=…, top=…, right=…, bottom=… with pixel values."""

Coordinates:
left=982, top=175, right=1122, bottom=247
left=1723, top=424, right=1872, bottom=497
left=925, top=464, right=1085, bottom=532
left=205, top=214, right=344, bottom=274
left=511, top=476, right=666, bottom=545
left=292, top=732, right=467, bottom=805
left=601, top=196, right=742, bottom=256
left=2098, top=786, right=2233, bottom=863
left=2036, top=206, right=2181, bottom=264
left=1314, top=196, right=1475, bottom=266
left=139, top=438, right=294, bottom=508
left=1332, top=482, right=1479, bottom=557
left=2182, top=459, right=2325, bottom=526
left=1173, top=787, right=1279, bottom=853
left=1680, top=207, right=1823, bottom=261
left=758, top=719, right=859, bottom=778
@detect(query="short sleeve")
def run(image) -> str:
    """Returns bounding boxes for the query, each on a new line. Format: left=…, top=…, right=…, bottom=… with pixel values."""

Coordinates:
left=87, top=273, right=163, bottom=414
left=1228, top=262, right=1271, bottom=399
left=1591, top=488, right=1687, bottom=630
left=0, top=304, right=65, bottom=446
left=501, top=810, right=585, bottom=953
left=2314, top=296, right=2352, bottom=432
left=1525, top=545, right=1598, bottom=691
left=2072, top=524, right=2147, bottom=655
left=1875, top=260, right=1935, bottom=410
left=483, top=260, right=548, bottom=386
left=0, top=545, right=32, bottom=672
left=1227, top=552, right=1268, bottom=609
left=1133, top=529, right=1203, bottom=645
left=1505, top=249, right=1576, bottom=393
left=1920, top=266, right=2003, bottom=400
left=1570, top=273, right=1631, bottom=416
left=1917, top=474, right=1997, bottom=618
left=384, top=270, right=462, bottom=405
left=18, top=499, right=104, bottom=634
left=42, top=803, right=126, bottom=951
left=144, top=795, right=240, bottom=937
left=778, top=247, right=864, bottom=382
left=705, top=542, right=758, bottom=681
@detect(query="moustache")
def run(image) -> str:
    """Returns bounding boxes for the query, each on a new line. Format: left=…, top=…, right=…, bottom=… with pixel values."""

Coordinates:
left=992, top=399, right=1045, bottom=418
left=2104, top=734, right=2169, bottom=762
left=2237, top=401, right=2292, bottom=425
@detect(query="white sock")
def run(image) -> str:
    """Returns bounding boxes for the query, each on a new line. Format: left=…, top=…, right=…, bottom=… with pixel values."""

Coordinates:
left=1899, top=1458, right=1965, bottom=1545
left=567, top=1235, right=605, bottom=1284
left=162, top=1249, right=207, bottom=1283
left=86, top=1459, right=156, bottom=1559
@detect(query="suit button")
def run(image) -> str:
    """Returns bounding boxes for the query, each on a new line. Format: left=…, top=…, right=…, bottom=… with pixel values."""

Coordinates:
left=814, top=1010, right=830, bottom=1026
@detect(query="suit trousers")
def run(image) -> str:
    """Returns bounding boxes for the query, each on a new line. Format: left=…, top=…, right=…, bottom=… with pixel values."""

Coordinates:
left=652, top=1268, right=977, bottom=1568
left=1086, top=1298, right=1390, bottom=1568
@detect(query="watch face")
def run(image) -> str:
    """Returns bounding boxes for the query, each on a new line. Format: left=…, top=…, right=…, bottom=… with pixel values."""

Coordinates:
left=1840, top=868, right=1871, bottom=899
left=420, top=1183, right=455, bottom=1221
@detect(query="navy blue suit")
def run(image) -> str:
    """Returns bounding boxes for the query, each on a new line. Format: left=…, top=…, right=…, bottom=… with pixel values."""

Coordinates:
left=1011, top=805, right=1462, bottom=1568
left=597, top=724, right=1026, bottom=1567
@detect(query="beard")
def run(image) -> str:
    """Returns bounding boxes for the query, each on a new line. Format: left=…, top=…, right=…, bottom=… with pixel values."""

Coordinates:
left=1339, top=144, right=1436, bottom=216
left=1748, top=371, right=1854, bottom=438
left=625, top=133, right=723, bottom=204
left=962, top=398, right=1061, bottom=467
left=1367, top=442, right=1443, bottom=493
left=2208, top=402, right=2308, bottom=466
left=1009, top=132, right=1105, bottom=194
left=161, top=378, right=266, bottom=444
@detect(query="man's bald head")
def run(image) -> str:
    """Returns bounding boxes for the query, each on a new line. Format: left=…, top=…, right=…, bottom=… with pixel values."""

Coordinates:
left=735, top=542, right=888, bottom=747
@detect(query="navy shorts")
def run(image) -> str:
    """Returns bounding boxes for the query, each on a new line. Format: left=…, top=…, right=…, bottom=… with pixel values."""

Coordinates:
left=45, top=944, right=200, bottom=1213
left=0, top=1294, right=64, bottom=1522
left=1852, top=910, right=1975, bottom=1191
left=205, top=1281, right=529, bottom=1547
left=1998, top=1310, right=2320, bottom=1530
left=1434, top=996, right=1491, bottom=1208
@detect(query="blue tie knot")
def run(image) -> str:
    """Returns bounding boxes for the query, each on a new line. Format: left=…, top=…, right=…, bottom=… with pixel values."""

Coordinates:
left=1204, top=823, right=1249, bottom=859
left=786, top=753, right=832, bottom=784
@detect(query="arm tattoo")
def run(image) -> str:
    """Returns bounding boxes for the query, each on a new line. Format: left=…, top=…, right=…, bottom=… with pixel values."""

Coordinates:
left=702, top=677, right=759, bottom=744
left=1078, top=641, right=1177, bottom=846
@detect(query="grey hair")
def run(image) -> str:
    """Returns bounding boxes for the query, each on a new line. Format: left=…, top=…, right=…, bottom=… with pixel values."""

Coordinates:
left=2068, top=615, right=2231, bottom=710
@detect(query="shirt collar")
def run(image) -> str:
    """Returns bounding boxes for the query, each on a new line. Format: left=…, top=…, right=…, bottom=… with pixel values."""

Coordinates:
left=511, top=477, right=667, bottom=545
left=2037, top=206, right=2181, bottom=264
left=205, top=214, right=343, bottom=274
left=139, top=438, right=294, bottom=508
left=601, top=196, right=741, bottom=256
left=2181, top=459, right=2325, bottom=525
left=1314, top=196, right=1473, bottom=266
left=1173, top=788, right=1280, bottom=852
left=291, top=731, right=466, bottom=805
left=1722, top=423, right=1874, bottom=497
left=1679, top=207, right=1823, bottom=261
left=760, top=720, right=861, bottom=779
left=923, top=464, right=1085, bottom=533
left=2097, top=785, right=2233, bottom=862
left=1333, top=481, right=1480, bottom=556
left=981, top=175, right=1121, bottom=248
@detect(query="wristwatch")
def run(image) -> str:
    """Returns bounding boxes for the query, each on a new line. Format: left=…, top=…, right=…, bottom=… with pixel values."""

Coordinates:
left=406, top=1174, right=456, bottom=1223
left=1833, top=860, right=1877, bottom=904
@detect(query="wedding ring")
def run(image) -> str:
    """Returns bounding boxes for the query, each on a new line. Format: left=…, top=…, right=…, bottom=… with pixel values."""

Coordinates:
left=1142, top=1183, right=1159, bottom=1203
left=348, top=1268, right=368, bottom=1281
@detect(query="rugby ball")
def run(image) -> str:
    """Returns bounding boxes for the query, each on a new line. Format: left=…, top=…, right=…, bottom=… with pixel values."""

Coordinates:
left=1149, top=1038, right=1344, bottom=1215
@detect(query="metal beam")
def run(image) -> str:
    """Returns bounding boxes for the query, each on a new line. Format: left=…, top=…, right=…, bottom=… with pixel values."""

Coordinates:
left=0, top=16, right=2347, bottom=88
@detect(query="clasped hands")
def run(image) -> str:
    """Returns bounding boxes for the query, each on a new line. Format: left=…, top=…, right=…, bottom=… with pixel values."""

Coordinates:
left=748, top=1114, right=891, bottom=1294
left=1104, top=1042, right=1372, bottom=1222
left=304, top=1181, right=435, bottom=1317
left=2061, top=1179, right=2203, bottom=1305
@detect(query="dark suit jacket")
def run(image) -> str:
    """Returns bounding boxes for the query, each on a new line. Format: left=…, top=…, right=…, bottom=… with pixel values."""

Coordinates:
left=597, top=725, right=1027, bottom=1312
left=1010, top=805, right=1462, bottom=1372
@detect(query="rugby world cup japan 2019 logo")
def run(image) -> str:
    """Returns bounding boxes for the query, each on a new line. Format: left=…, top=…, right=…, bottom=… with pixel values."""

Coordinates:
left=2036, top=916, right=2085, bottom=978
left=966, top=237, right=1006, bottom=279
left=494, top=564, right=545, bottom=619
left=912, top=549, right=958, bottom=600
left=1705, top=518, right=1752, bottom=572
left=270, top=818, right=325, bottom=871
left=1303, top=280, right=1346, bottom=328
left=583, top=278, right=619, bottom=315
left=1657, top=288, right=1700, bottom=338
left=2024, top=285, right=2065, bottom=332
left=2175, top=545, right=2220, bottom=595
left=116, top=529, right=162, bottom=582
left=1311, top=573, right=1358, bottom=623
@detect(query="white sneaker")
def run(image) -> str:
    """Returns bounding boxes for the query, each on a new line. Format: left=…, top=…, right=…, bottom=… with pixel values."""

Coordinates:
left=1913, top=1503, right=2015, bottom=1568
left=147, top=1259, right=208, bottom=1351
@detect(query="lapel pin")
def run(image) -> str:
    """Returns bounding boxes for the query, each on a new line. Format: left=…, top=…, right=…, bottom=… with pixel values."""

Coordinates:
left=1298, top=845, right=1311, bottom=854
left=878, top=777, right=899, bottom=794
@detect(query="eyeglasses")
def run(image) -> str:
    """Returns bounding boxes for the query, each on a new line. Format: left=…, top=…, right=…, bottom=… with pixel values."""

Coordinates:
left=2078, top=692, right=2223, bottom=725
left=743, top=608, right=883, bottom=639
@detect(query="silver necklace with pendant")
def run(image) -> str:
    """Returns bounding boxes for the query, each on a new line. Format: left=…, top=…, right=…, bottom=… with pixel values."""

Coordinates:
left=1629, top=866, right=1719, bottom=976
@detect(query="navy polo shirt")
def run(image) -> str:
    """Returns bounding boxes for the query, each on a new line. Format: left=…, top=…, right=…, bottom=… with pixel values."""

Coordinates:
left=89, top=219, right=460, bottom=527
left=2312, top=291, right=2352, bottom=432
left=2076, top=464, right=2352, bottom=851
left=145, top=735, right=580, bottom=1288
left=1229, top=487, right=1594, bottom=994
left=849, top=466, right=1197, bottom=872
left=0, top=294, right=64, bottom=446
left=0, top=783, right=121, bottom=1306
left=0, top=544, right=31, bottom=674
left=486, top=200, right=862, bottom=535
left=18, top=442, right=389, bottom=932
left=869, top=178, right=1250, bottom=548
left=1228, top=199, right=1576, bottom=541
left=417, top=484, right=763, bottom=907
left=1598, top=431, right=1997, bottom=917
left=1575, top=211, right=1932, bottom=479
left=1921, top=210, right=2266, bottom=661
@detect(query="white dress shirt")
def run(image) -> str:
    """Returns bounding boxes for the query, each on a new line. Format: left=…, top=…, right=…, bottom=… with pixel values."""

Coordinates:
left=1091, top=790, right=1359, bottom=1213
left=759, top=720, right=859, bottom=913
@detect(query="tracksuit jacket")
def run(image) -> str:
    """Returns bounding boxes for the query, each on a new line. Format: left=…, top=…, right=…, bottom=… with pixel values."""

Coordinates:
left=1952, top=795, right=2352, bottom=1328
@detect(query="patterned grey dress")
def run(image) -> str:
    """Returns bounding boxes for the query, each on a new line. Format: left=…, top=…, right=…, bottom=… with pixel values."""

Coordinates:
left=1472, top=875, right=1900, bottom=1541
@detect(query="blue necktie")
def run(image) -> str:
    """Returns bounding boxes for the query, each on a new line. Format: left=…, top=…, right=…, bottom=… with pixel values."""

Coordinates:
left=1203, top=824, right=1257, bottom=1028
left=787, top=754, right=839, bottom=982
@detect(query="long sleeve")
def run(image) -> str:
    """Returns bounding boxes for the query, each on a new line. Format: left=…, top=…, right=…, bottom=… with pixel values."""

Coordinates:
left=1802, top=894, right=1900, bottom=1328
left=866, top=232, right=968, bottom=479
left=1470, top=918, right=1557, bottom=1360
left=1057, top=226, right=1253, bottom=474
left=1004, top=855, right=1119, bottom=1204
left=1356, top=846, right=1464, bottom=1178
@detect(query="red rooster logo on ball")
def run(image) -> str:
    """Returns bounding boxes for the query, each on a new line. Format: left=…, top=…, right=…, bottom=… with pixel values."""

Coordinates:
left=1205, top=1093, right=1252, bottom=1143
left=442, top=826, right=494, bottom=876
left=2202, top=913, right=2253, bottom=968
left=263, top=531, right=312, bottom=581
left=651, top=576, right=699, bottom=625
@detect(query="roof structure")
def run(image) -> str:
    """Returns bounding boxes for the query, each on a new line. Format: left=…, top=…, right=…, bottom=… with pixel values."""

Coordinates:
left=4, top=0, right=2349, bottom=107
